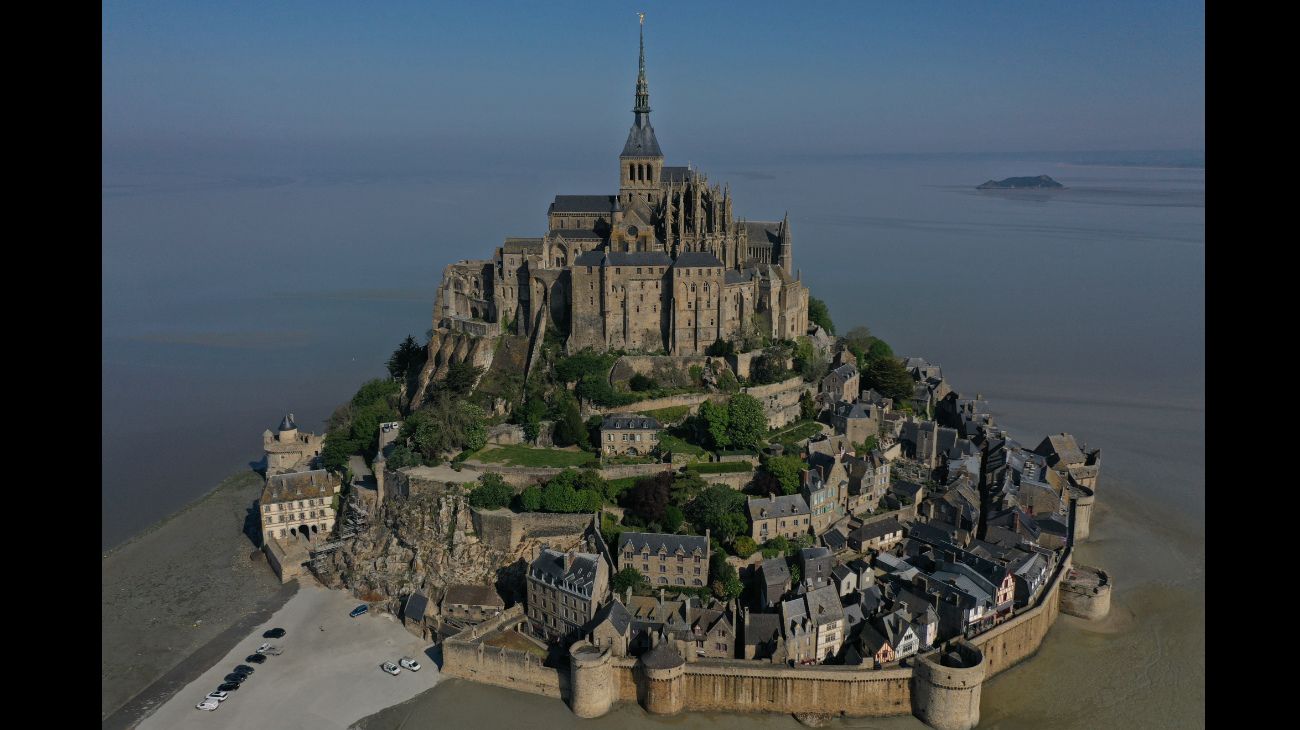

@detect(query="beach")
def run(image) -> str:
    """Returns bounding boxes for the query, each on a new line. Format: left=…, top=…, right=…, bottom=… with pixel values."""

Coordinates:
left=102, top=470, right=291, bottom=725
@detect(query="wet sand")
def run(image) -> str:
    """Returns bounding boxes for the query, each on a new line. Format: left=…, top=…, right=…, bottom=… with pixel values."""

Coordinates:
left=102, top=470, right=291, bottom=726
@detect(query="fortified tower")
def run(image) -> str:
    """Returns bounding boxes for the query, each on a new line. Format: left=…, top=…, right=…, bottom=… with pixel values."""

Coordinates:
left=911, top=640, right=987, bottom=730
left=639, top=632, right=686, bottom=715
left=568, top=640, right=615, bottom=718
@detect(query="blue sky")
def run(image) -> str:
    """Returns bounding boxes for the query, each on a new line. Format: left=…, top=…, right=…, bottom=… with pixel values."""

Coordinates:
left=103, top=0, right=1203, bottom=168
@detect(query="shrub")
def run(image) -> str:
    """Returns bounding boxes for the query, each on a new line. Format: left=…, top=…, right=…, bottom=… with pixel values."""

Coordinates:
left=468, top=473, right=513, bottom=510
left=629, top=373, right=658, bottom=392
left=733, top=536, right=757, bottom=558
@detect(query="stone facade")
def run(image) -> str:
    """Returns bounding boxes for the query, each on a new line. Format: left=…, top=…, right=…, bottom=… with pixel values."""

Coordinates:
left=257, top=469, right=341, bottom=546
left=430, top=19, right=808, bottom=359
left=616, top=531, right=710, bottom=589
left=746, top=494, right=812, bottom=542
left=526, top=548, right=610, bottom=645
left=262, top=413, right=323, bottom=475
left=601, top=413, right=662, bottom=457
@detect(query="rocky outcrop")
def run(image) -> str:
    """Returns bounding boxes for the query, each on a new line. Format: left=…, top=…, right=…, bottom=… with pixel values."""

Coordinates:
left=410, top=330, right=496, bottom=407
left=317, top=484, right=581, bottom=612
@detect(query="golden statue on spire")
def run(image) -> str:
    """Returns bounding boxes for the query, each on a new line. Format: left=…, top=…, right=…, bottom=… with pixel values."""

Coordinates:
left=638, top=12, right=645, bottom=26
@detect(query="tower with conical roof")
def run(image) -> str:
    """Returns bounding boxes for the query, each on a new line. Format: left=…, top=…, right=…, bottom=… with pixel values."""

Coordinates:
left=619, top=14, right=664, bottom=208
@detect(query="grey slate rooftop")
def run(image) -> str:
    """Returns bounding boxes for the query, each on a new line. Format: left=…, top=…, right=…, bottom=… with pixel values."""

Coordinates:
left=549, top=195, right=618, bottom=214
left=747, top=494, right=810, bottom=519
left=602, top=414, right=662, bottom=431
left=673, top=251, right=724, bottom=267
left=618, top=531, right=708, bottom=557
left=530, top=548, right=601, bottom=597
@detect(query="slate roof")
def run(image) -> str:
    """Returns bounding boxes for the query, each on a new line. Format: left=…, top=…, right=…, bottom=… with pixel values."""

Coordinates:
left=725, top=268, right=758, bottom=285
left=743, top=611, right=781, bottom=645
left=641, top=636, right=685, bottom=668
left=744, top=221, right=782, bottom=246
left=591, top=599, right=633, bottom=635
left=621, top=116, right=663, bottom=158
left=404, top=591, right=429, bottom=621
left=828, top=363, right=858, bottom=379
left=907, top=521, right=960, bottom=548
left=661, top=166, right=694, bottom=183
left=805, top=585, right=844, bottom=627
left=673, top=251, right=724, bottom=268
left=602, top=414, right=662, bottom=431
left=278, top=413, right=297, bottom=431
left=850, top=518, right=904, bottom=543
left=550, top=195, right=618, bottom=214
left=618, top=531, right=708, bottom=557
left=530, top=549, right=602, bottom=597
left=261, top=469, right=339, bottom=503
left=860, top=624, right=892, bottom=655
left=760, top=556, right=791, bottom=587
left=442, top=584, right=504, bottom=609
left=821, top=528, right=848, bottom=553
left=747, top=494, right=810, bottom=520
left=608, top=251, right=672, bottom=267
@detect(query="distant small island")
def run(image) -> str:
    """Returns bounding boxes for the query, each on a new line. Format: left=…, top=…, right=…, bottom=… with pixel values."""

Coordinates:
left=977, top=175, right=1065, bottom=190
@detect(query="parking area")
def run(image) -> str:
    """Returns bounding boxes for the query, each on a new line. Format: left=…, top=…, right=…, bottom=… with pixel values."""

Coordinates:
left=139, top=583, right=438, bottom=729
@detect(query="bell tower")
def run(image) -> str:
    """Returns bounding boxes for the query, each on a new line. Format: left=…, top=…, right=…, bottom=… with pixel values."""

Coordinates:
left=619, top=13, right=664, bottom=208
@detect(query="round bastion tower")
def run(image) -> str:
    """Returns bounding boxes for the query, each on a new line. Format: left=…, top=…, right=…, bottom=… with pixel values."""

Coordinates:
left=639, top=633, right=686, bottom=715
left=911, top=641, right=987, bottom=730
left=1070, top=485, right=1096, bottom=541
left=568, top=641, right=614, bottom=718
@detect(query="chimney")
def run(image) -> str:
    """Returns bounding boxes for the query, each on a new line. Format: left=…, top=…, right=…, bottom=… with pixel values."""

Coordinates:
left=625, top=586, right=632, bottom=605
left=564, top=550, right=575, bottom=571
left=659, top=588, right=665, bottom=606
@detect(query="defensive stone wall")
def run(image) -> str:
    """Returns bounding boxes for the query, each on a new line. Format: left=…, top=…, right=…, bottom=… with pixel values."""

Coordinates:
left=589, top=392, right=721, bottom=417
left=442, top=607, right=564, bottom=698
left=968, top=546, right=1070, bottom=677
left=911, top=641, right=986, bottom=730
left=609, top=355, right=711, bottom=389
left=469, top=508, right=592, bottom=551
left=744, top=376, right=812, bottom=429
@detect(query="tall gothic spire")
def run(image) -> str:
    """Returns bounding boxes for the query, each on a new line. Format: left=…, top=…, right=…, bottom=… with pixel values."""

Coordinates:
left=635, top=13, right=650, bottom=114
left=621, top=13, right=662, bottom=158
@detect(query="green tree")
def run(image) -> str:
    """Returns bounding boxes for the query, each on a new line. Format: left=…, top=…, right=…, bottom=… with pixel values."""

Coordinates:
left=716, top=368, right=740, bottom=394
left=688, top=485, right=749, bottom=542
left=663, top=505, right=685, bottom=533
left=733, top=536, right=758, bottom=558
left=629, top=373, right=657, bottom=392
left=789, top=563, right=802, bottom=586
left=469, top=473, right=514, bottom=510
left=612, top=566, right=648, bottom=595
left=555, top=349, right=616, bottom=383
left=799, top=390, right=818, bottom=421
left=321, top=430, right=355, bottom=473
left=385, top=443, right=423, bottom=469
left=808, top=297, right=834, bottom=334
left=696, top=400, right=730, bottom=450
left=764, top=455, right=805, bottom=495
left=439, top=361, right=484, bottom=396
left=516, top=486, right=543, bottom=512
left=863, top=355, right=914, bottom=402
left=844, top=326, right=873, bottom=359
left=706, top=339, right=736, bottom=357
left=387, top=335, right=425, bottom=382
left=540, top=479, right=581, bottom=513
left=551, top=397, right=589, bottom=449
left=726, top=394, right=767, bottom=450
left=710, top=559, right=743, bottom=600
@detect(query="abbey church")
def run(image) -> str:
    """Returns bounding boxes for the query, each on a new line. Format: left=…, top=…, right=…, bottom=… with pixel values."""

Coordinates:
left=433, top=20, right=809, bottom=357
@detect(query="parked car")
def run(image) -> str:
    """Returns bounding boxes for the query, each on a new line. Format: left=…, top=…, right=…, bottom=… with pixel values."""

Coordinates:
left=350, top=604, right=369, bottom=618
left=263, top=628, right=287, bottom=638
left=205, top=690, right=228, bottom=703
left=257, top=643, right=284, bottom=655
left=217, top=682, right=241, bottom=693
left=223, top=673, right=247, bottom=684
left=233, top=665, right=255, bottom=675
left=196, top=698, right=220, bottom=711
left=381, top=661, right=401, bottom=676
left=399, top=656, right=421, bottom=671
left=245, top=654, right=267, bottom=664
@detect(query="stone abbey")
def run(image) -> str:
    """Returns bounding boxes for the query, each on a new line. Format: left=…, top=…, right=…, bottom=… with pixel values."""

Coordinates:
left=433, top=20, right=809, bottom=357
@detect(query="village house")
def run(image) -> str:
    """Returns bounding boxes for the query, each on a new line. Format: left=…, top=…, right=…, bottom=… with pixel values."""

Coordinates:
left=684, top=603, right=736, bottom=659
left=801, top=461, right=847, bottom=535
left=526, top=547, right=610, bottom=646
left=601, top=413, right=661, bottom=457
left=798, top=546, right=835, bottom=591
left=847, top=518, right=906, bottom=553
left=759, top=556, right=791, bottom=607
left=402, top=590, right=432, bottom=640
left=617, top=531, right=710, bottom=588
left=1033, top=432, right=1102, bottom=490
left=831, top=399, right=884, bottom=449
left=441, top=583, right=506, bottom=624
left=740, top=607, right=783, bottom=661
left=820, top=362, right=861, bottom=408
left=746, top=493, right=811, bottom=543
left=845, top=450, right=891, bottom=513
left=780, top=585, right=845, bottom=664
left=258, top=468, right=342, bottom=546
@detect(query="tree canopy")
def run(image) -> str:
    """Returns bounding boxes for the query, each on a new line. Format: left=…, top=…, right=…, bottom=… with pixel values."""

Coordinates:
left=687, top=485, right=749, bottom=542
left=862, top=355, right=914, bottom=402
left=468, top=473, right=514, bottom=510
left=726, top=394, right=767, bottom=450
left=764, top=455, right=805, bottom=495
left=808, top=297, right=834, bottom=334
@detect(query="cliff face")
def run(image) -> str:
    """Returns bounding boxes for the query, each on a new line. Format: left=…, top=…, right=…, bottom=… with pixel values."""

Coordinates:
left=317, top=484, right=580, bottom=613
left=409, top=330, right=496, bottom=407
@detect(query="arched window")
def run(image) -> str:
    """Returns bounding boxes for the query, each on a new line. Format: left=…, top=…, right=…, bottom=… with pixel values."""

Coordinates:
left=628, top=165, right=635, bottom=182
